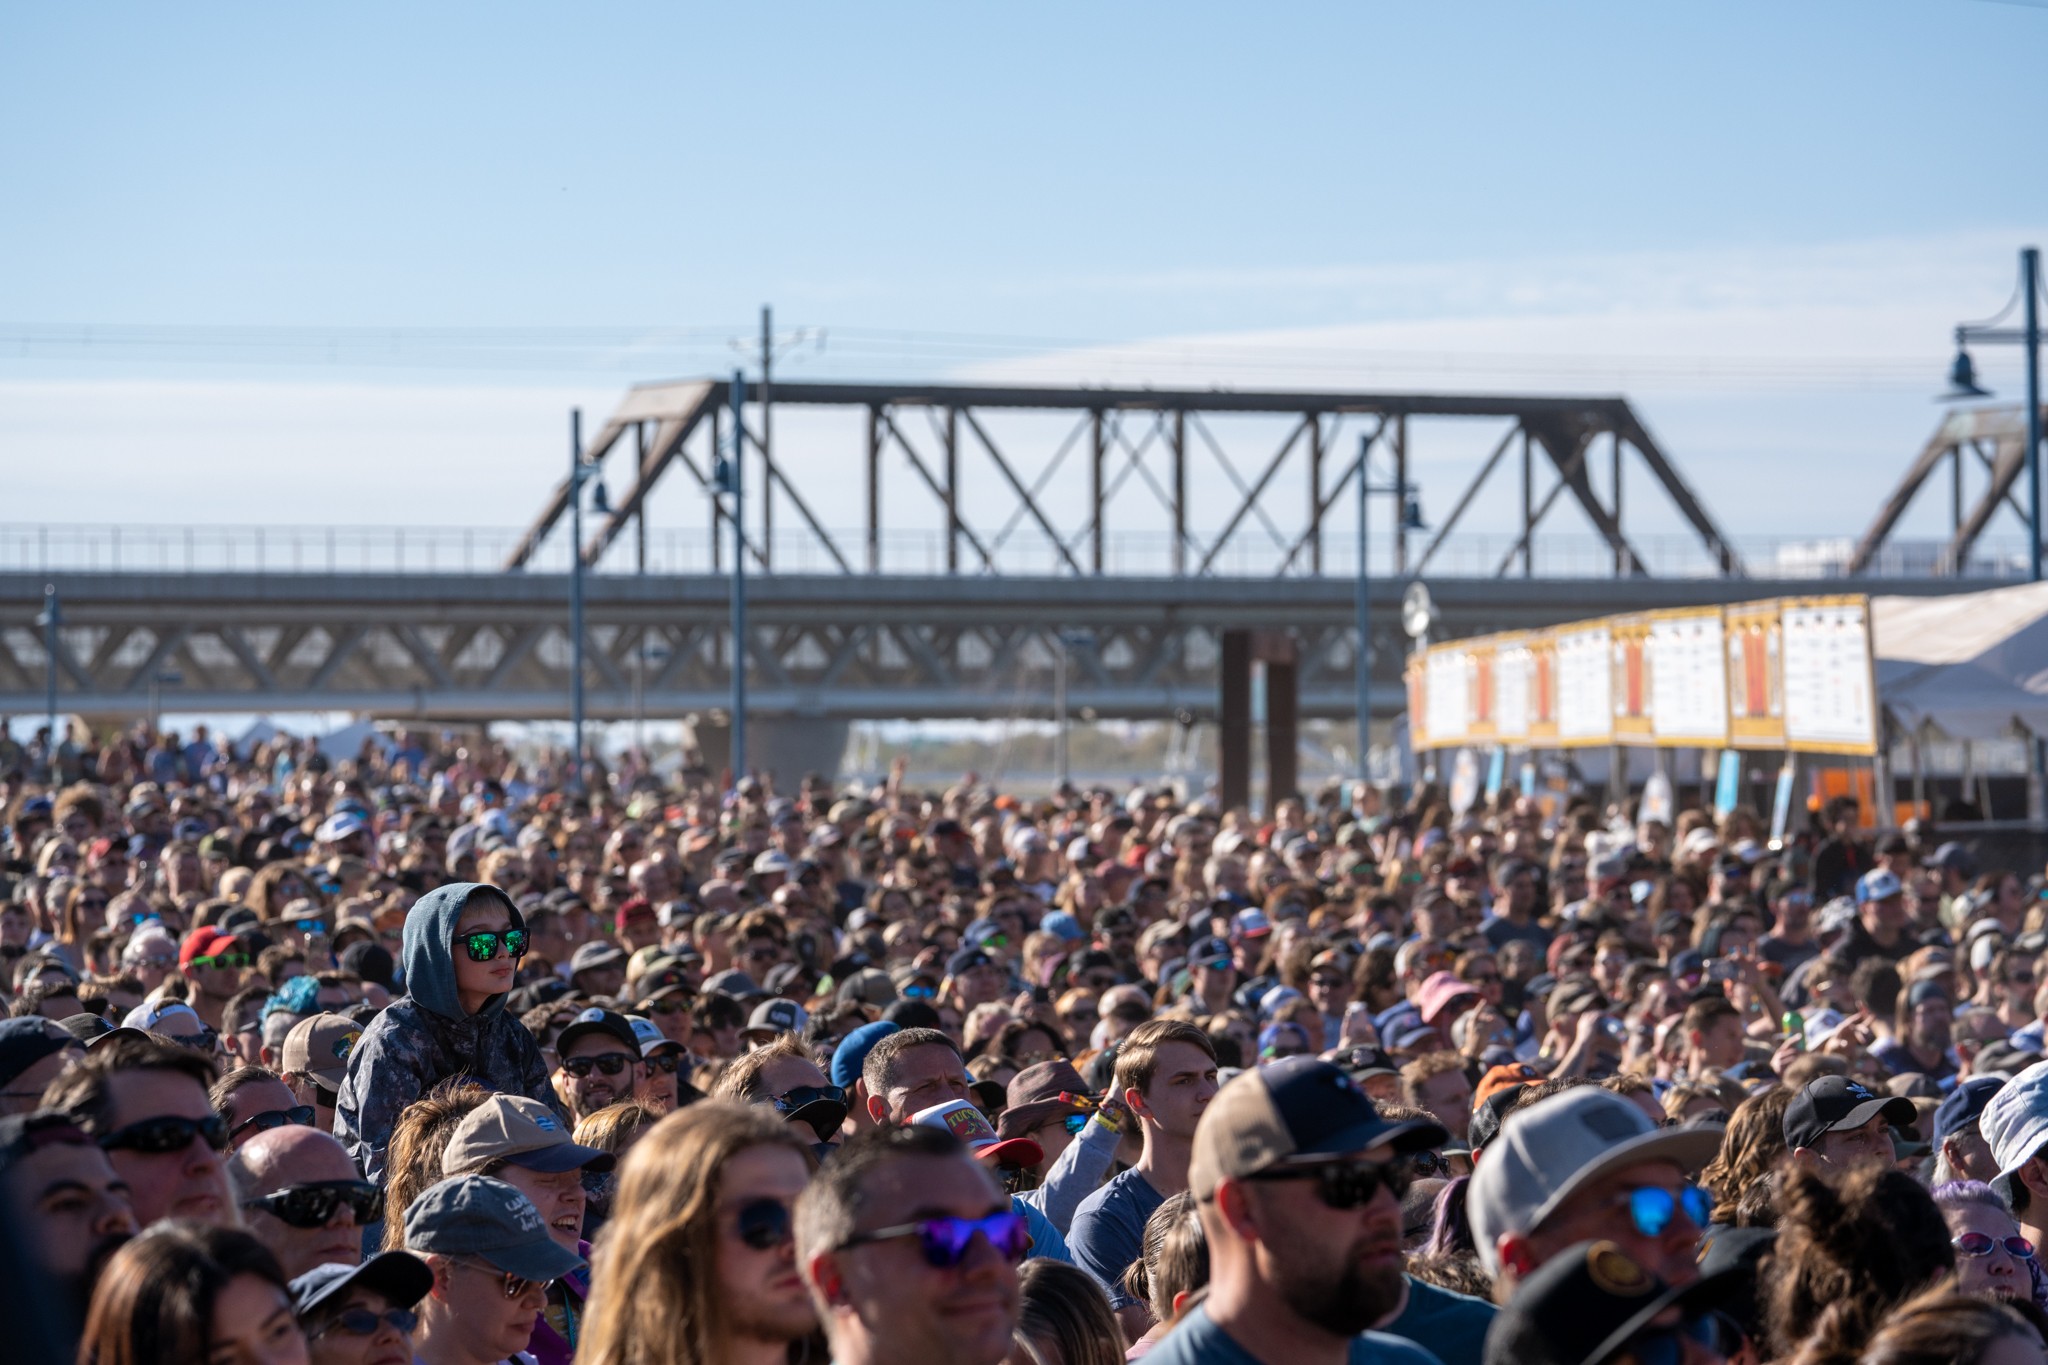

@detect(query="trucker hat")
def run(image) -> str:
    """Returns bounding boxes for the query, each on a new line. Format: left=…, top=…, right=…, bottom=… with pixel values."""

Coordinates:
left=1189, top=1055, right=1445, bottom=1202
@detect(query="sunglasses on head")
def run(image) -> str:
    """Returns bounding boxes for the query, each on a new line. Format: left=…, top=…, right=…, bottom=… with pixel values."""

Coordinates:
left=1625, top=1184, right=1713, bottom=1238
left=1251, top=1157, right=1411, bottom=1210
left=561, top=1052, right=635, bottom=1078
left=228, top=1105, right=316, bottom=1142
left=245, top=1180, right=384, bottom=1229
left=733, top=1197, right=795, bottom=1250
left=841, top=1210, right=1031, bottom=1268
left=1954, top=1232, right=2036, bottom=1258
left=98, top=1113, right=230, bottom=1155
left=462, top=928, right=528, bottom=963
left=312, top=1307, right=418, bottom=1341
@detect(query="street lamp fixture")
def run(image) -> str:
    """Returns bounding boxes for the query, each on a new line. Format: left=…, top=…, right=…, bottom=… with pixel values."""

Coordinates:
left=1355, top=430, right=1427, bottom=791
left=1941, top=247, right=2043, bottom=580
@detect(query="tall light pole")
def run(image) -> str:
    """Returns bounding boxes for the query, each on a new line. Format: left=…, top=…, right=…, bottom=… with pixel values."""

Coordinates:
left=36, top=583, right=59, bottom=751
left=714, top=371, right=748, bottom=782
left=1354, top=431, right=1426, bottom=788
left=566, top=408, right=611, bottom=793
left=1944, top=246, right=2043, bottom=580
left=1052, top=629, right=1094, bottom=789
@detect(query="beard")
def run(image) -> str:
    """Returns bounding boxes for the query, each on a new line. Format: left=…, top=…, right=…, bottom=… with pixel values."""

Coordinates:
left=1276, top=1233, right=1406, bottom=1337
left=726, top=1290, right=818, bottom=1347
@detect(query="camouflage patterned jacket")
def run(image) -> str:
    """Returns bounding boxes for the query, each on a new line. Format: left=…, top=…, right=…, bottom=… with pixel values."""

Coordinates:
left=334, top=881, right=561, bottom=1181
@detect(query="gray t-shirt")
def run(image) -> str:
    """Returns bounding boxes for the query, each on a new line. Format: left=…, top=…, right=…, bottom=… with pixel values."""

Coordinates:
left=1069, top=1167, right=1166, bottom=1310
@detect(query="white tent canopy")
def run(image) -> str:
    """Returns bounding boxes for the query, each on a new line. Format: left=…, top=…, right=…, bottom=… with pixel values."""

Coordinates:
left=1874, top=581, right=2048, bottom=741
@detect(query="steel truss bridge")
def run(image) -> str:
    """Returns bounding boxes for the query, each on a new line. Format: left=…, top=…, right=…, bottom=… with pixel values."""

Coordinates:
left=0, top=380, right=1989, bottom=731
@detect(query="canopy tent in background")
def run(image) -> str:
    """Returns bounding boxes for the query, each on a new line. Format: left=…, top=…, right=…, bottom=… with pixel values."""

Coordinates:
left=1873, top=581, right=2048, bottom=741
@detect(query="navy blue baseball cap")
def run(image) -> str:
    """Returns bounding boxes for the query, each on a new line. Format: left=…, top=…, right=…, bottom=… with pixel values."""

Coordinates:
left=1934, top=1076, right=2006, bottom=1143
left=1189, top=936, right=1233, bottom=969
left=830, top=1020, right=899, bottom=1090
left=289, top=1251, right=433, bottom=1319
left=945, top=946, right=995, bottom=978
left=0, top=1017, right=78, bottom=1090
left=1189, top=1055, right=1446, bottom=1200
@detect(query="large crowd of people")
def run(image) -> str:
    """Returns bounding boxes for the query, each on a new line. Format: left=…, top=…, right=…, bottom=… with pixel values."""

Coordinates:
left=6, top=718, right=2048, bottom=1365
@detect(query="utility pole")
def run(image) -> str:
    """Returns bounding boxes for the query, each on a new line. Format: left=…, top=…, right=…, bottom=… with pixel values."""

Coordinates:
left=727, top=372, right=748, bottom=782
left=37, top=583, right=59, bottom=757
left=761, top=305, right=773, bottom=571
left=569, top=408, right=586, bottom=791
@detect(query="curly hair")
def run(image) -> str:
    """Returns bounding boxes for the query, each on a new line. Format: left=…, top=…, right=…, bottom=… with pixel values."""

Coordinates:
left=1701, top=1085, right=1791, bottom=1222
left=1765, top=1163, right=1955, bottom=1365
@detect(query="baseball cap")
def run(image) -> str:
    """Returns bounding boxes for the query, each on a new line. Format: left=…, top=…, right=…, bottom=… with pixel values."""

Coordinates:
left=1467, top=1088, right=1723, bottom=1278
left=1781, top=1075, right=1916, bottom=1152
left=829, top=1020, right=899, bottom=1090
left=1417, top=971, right=1480, bottom=1025
left=1189, top=1055, right=1446, bottom=1202
left=1856, top=869, right=1903, bottom=903
left=288, top=1251, right=434, bottom=1321
left=1188, top=936, right=1233, bottom=970
left=1982, top=1060, right=2048, bottom=1199
left=1332, top=1046, right=1401, bottom=1083
left=627, top=1015, right=685, bottom=1058
left=1933, top=1080, right=1998, bottom=1154
left=443, top=1095, right=615, bottom=1176
left=179, top=928, right=239, bottom=969
left=751, top=850, right=796, bottom=878
left=912, top=1099, right=1043, bottom=1170
left=745, top=998, right=808, bottom=1039
left=703, top=969, right=766, bottom=1001
left=1040, top=912, right=1086, bottom=943
left=631, top=966, right=695, bottom=1007
left=556, top=1007, right=640, bottom=1057
left=1483, top=1239, right=1739, bottom=1365
left=0, top=1018, right=77, bottom=1090
left=281, top=1014, right=362, bottom=1089
left=1927, top=842, right=1977, bottom=875
left=568, top=941, right=627, bottom=977
left=998, top=1059, right=1093, bottom=1141
left=122, top=1000, right=203, bottom=1036
left=945, top=946, right=996, bottom=978
left=403, top=1175, right=586, bottom=1283
left=316, top=811, right=368, bottom=843
left=1230, top=908, right=1273, bottom=940
left=834, top=968, right=897, bottom=1009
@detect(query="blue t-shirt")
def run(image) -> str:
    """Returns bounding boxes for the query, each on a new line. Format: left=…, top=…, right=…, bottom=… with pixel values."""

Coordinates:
left=1145, top=1303, right=1444, bottom=1365
left=1382, top=1277, right=1495, bottom=1365
left=1068, top=1167, right=1166, bottom=1310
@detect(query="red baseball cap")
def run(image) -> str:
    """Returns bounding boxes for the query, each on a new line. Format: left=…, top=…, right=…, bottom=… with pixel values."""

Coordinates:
left=615, top=897, right=655, bottom=931
left=179, top=928, right=240, bottom=969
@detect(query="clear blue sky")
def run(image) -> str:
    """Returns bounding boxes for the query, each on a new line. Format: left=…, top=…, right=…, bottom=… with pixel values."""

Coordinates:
left=5, top=1, right=2047, bottom=546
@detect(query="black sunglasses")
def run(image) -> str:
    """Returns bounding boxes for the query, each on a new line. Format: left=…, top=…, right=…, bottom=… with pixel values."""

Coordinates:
left=644, top=1053, right=685, bottom=1075
left=312, top=1307, right=418, bottom=1340
left=98, top=1113, right=230, bottom=1155
left=244, top=1180, right=384, bottom=1229
left=228, top=1105, right=317, bottom=1142
left=734, top=1197, right=795, bottom=1250
left=1250, top=1157, right=1411, bottom=1210
left=771, top=1084, right=848, bottom=1117
left=561, top=1053, right=635, bottom=1078
left=462, top=928, right=529, bottom=962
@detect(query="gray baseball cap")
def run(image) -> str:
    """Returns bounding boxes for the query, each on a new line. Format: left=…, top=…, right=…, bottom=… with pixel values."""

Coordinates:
left=442, top=1095, right=615, bottom=1177
left=402, top=1176, right=586, bottom=1283
left=1467, top=1087, right=1724, bottom=1279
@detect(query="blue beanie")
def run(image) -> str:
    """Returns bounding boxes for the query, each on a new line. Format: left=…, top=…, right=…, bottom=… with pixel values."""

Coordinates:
left=830, top=1020, right=900, bottom=1090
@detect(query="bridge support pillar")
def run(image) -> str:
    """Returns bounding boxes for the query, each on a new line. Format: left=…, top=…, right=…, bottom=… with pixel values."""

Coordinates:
left=691, top=716, right=851, bottom=784
left=1220, top=631, right=1252, bottom=812
left=1218, top=630, right=1299, bottom=814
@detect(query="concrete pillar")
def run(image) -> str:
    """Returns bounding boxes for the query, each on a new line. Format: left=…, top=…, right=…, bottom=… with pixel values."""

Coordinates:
left=1220, top=630, right=1252, bottom=813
